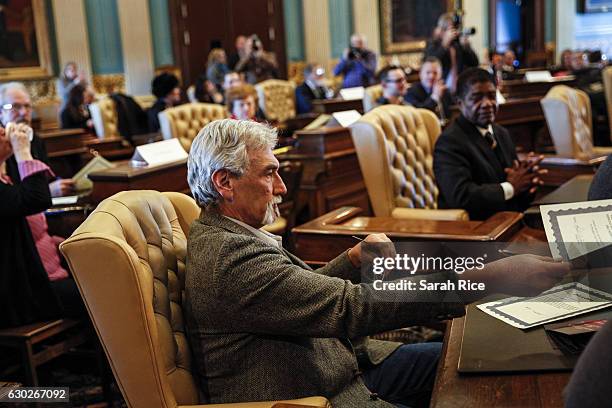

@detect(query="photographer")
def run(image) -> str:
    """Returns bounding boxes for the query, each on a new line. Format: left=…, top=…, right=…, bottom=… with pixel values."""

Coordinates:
left=333, top=33, right=377, bottom=88
left=235, top=34, right=279, bottom=84
left=424, top=12, right=479, bottom=91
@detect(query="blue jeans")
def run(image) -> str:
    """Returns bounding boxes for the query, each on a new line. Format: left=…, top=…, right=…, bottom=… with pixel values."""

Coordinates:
left=363, top=342, right=442, bottom=408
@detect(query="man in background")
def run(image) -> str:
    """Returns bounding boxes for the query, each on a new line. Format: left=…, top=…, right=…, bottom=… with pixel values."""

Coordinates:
left=147, top=73, right=182, bottom=133
left=405, top=57, right=452, bottom=121
left=295, top=63, right=332, bottom=114
left=375, top=65, right=409, bottom=107
left=334, top=33, right=377, bottom=88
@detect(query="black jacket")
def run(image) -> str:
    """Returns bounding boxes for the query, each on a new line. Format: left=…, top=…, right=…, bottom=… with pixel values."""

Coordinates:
left=1, top=139, right=62, bottom=328
left=433, top=115, right=532, bottom=220
left=404, top=82, right=453, bottom=119
left=295, top=82, right=327, bottom=114
left=424, top=40, right=479, bottom=80
left=589, top=154, right=612, bottom=200
left=110, top=93, right=148, bottom=141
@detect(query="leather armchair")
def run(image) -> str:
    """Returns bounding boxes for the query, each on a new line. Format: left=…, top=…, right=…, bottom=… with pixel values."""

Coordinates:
left=158, top=103, right=228, bottom=151
left=90, top=95, right=155, bottom=139
left=59, top=191, right=329, bottom=408
left=255, top=79, right=296, bottom=123
left=362, top=84, right=382, bottom=113
left=350, top=105, right=468, bottom=220
left=541, top=85, right=612, bottom=159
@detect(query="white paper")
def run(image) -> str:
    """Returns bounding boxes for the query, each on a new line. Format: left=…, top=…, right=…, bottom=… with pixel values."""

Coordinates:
left=477, top=282, right=612, bottom=329
left=339, top=86, right=365, bottom=101
left=332, top=110, right=362, bottom=128
left=524, top=70, right=553, bottom=82
left=131, top=138, right=188, bottom=167
left=52, top=195, right=79, bottom=206
left=540, top=199, right=612, bottom=260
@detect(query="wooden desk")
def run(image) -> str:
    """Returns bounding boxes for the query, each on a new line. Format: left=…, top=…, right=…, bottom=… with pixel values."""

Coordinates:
left=431, top=316, right=569, bottom=408
left=535, top=156, right=603, bottom=189
left=312, top=98, right=363, bottom=114
left=88, top=159, right=188, bottom=203
left=278, top=127, right=370, bottom=221
left=292, top=207, right=541, bottom=264
left=499, top=76, right=576, bottom=99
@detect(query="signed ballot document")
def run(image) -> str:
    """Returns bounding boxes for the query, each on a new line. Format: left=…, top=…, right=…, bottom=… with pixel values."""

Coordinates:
left=540, top=199, right=612, bottom=261
left=477, top=282, right=612, bottom=329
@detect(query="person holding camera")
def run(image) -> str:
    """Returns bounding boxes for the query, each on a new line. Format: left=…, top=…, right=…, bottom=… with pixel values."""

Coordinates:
left=424, top=12, right=479, bottom=92
left=333, top=33, right=377, bottom=88
left=235, top=34, right=279, bottom=85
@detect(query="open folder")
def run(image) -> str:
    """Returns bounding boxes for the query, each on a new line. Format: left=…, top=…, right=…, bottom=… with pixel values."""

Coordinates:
left=72, top=155, right=114, bottom=192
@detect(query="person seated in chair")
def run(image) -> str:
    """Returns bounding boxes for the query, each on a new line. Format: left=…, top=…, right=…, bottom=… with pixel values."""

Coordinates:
left=184, top=118, right=569, bottom=407
left=147, top=73, right=182, bottom=132
left=226, top=84, right=265, bottom=122
left=0, top=122, right=85, bottom=328
left=434, top=68, right=546, bottom=220
left=405, top=57, right=452, bottom=122
left=375, top=65, right=409, bottom=107
left=295, top=63, right=332, bottom=114
left=60, top=84, right=95, bottom=133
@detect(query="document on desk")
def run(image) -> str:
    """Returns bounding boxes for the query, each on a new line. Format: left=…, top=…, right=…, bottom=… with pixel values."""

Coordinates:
left=477, top=282, right=612, bottom=329
left=540, top=199, right=612, bottom=261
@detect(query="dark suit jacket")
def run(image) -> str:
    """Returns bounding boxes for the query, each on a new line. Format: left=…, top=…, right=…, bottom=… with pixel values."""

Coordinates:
left=588, top=154, right=612, bottom=200
left=434, top=115, right=532, bottom=220
left=424, top=40, right=479, bottom=80
left=185, top=209, right=463, bottom=406
left=295, top=82, right=326, bottom=114
left=1, top=147, right=62, bottom=328
left=405, top=82, right=453, bottom=119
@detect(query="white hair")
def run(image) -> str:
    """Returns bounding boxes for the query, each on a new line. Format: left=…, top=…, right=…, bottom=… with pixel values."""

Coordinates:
left=0, top=82, right=29, bottom=106
left=188, top=119, right=278, bottom=208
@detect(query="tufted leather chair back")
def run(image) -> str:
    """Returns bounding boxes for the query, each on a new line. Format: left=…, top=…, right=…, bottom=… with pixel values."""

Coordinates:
left=255, top=79, right=296, bottom=123
left=363, top=84, right=383, bottom=113
left=350, top=105, right=442, bottom=216
left=90, top=97, right=119, bottom=139
left=90, top=95, right=156, bottom=139
left=158, top=103, right=228, bottom=152
left=603, top=66, right=612, bottom=143
left=541, top=85, right=594, bottom=158
left=60, top=191, right=201, bottom=408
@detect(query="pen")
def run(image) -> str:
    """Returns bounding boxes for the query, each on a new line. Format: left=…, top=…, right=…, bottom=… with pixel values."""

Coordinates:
left=351, top=235, right=363, bottom=242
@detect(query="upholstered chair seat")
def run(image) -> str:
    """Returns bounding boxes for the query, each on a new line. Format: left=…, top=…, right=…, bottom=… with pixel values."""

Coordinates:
left=158, top=103, right=228, bottom=151
left=541, top=85, right=612, bottom=159
left=350, top=105, right=468, bottom=220
left=255, top=79, right=296, bottom=123
left=60, top=191, right=329, bottom=408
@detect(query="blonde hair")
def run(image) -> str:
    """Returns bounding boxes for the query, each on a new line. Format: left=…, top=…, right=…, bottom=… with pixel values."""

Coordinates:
left=207, top=48, right=226, bottom=66
left=225, top=84, right=258, bottom=111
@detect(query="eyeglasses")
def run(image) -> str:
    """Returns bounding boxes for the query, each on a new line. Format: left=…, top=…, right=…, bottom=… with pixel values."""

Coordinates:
left=2, top=103, right=33, bottom=112
left=385, top=77, right=406, bottom=84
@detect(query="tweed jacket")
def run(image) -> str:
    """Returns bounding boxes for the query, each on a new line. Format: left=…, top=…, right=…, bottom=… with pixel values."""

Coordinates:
left=185, top=209, right=464, bottom=406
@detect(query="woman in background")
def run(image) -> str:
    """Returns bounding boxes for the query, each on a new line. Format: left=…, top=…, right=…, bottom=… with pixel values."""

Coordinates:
left=57, top=62, right=87, bottom=108
left=206, top=48, right=230, bottom=91
left=60, top=84, right=95, bottom=133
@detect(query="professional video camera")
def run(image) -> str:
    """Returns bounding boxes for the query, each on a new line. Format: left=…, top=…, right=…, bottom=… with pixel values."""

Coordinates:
left=451, top=10, right=476, bottom=37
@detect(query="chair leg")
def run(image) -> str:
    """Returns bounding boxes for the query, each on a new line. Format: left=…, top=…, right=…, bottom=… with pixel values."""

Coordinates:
left=20, top=339, right=38, bottom=386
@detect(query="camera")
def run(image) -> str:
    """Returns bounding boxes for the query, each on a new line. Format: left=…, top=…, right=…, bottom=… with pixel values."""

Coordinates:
left=348, top=46, right=363, bottom=60
left=251, top=35, right=262, bottom=52
left=451, top=11, right=476, bottom=37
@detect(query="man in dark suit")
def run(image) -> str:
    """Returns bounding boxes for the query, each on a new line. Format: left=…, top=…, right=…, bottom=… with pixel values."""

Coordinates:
left=434, top=68, right=546, bottom=220
left=295, top=63, right=331, bottom=114
left=184, top=119, right=567, bottom=407
left=405, top=57, right=452, bottom=122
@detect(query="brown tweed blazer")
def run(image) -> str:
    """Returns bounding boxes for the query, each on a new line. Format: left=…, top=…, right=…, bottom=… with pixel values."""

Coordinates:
left=184, top=209, right=464, bottom=406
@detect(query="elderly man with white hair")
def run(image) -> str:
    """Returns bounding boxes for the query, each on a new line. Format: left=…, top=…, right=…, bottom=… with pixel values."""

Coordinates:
left=0, top=81, right=75, bottom=197
left=184, top=119, right=569, bottom=407
left=333, top=33, right=377, bottom=88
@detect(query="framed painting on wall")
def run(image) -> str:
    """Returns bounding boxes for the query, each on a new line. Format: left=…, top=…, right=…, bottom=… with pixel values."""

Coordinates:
left=379, top=0, right=453, bottom=54
left=0, top=0, right=53, bottom=80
